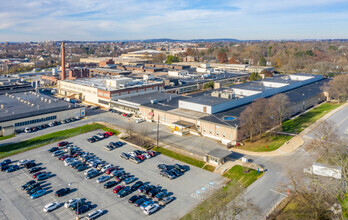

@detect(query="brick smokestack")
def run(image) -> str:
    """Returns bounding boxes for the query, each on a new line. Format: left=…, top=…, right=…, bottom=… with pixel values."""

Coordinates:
left=61, top=42, right=66, bottom=80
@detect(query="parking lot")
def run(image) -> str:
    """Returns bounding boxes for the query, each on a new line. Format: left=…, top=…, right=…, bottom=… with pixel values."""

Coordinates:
left=0, top=130, right=227, bottom=220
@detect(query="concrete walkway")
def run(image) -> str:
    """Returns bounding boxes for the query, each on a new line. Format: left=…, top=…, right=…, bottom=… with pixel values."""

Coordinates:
left=229, top=101, right=348, bottom=157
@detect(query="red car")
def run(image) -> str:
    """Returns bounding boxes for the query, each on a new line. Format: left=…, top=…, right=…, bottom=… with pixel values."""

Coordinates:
left=58, top=141, right=69, bottom=147
left=147, top=151, right=156, bottom=157
left=105, top=131, right=113, bottom=136
left=136, top=155, right=145, bottom=160
left=105, top=167, right=116, bottom=175
left=113, top=185, right=125, bottom=194
left=33, top=171, right=45, bottom=179
left=122, top=113, right=127, bottom=117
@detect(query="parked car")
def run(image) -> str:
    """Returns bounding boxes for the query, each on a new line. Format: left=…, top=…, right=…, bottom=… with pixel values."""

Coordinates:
left=6, top=165, right=19, bottom=173
left=120, top=153, right=130, bottom=160
left=147, top=151, right=157, bottom=157
left=21, top=180, right=36, bottom=190
left=43, top=202, right=60, bottom=212
left=70, top=200, right=86, bottom=210
left=142, top=152, right=151, bottom=159
left=87, top=138, right=96, bottom=143
left=105, top=167, right=116, bottom=175
left=64, top=198, right=81, bottom=208
left=136, top=155, right=146, bottom=161
left=48, top=147, right=59, bottom=153
left=171, top=168, right=183, bottom=177
left=76, top=164, right=89, bottom=172
left=24, top=162, right=36, bottom=169
left=157, top=164, right=167, bottom=170
left=17, top=159, right=31, bottom=166
left=27, top=186, right=42, bottom=195
left=129, top=156, right=141, bottom=164
left=143, top=204, right=160, bottom=215
left=159, top=196, right=174, bottom=205
left=154, top=191, right=167, bottom=201
left=57, top=141, right=69, bottom=147
left=30, top=189, right=46, bottom=199
left=136, top=118, right=146, bottom=123
left=134, top=150, right=142, bottom=155
left=140, top=200, right=154, bottom=210
left=86, top=209, right=104, bottom=220
left=105, top=131, right=113, bottom=136
left=96, top=133, right=105, bottom=139
left=104, top=181, right=117, bottom=189
left=85, top=170, right=99, bottom=180
left=0, top=159, right=11, bottom=166
left=148, top=189, right=160, bottom=198
left=174, top=164, right=187, bottom=172
left=55, top=188, right=71, bottom=197
left=134, top=197, right=146, bottom=207
left=75, top=204, right=92, bottom=215
left=32, top=171, right=45, bottom=179
left=103, top=145, right=113, bottom=151
left=28, top=167, right=42, bottom=174
left=52, top=150, right=64, bottom=157
left=113, top=185, right=125, bottom=194
left=36, top=172, right=51, bottom=181
left=96, top=175, right=110, bottom=183
left=24, top=183, right=40, bottom=192
left=117, top=186, right=131, bottom=197
left=123, top=177, right=136, bottom=185
left=84, top=168, right=97, bottom=176
left=0, top=164, right=9, bottom=171
left=131, top=181, right=143, bottom=191
left=128, top=195, right=141, bottom=204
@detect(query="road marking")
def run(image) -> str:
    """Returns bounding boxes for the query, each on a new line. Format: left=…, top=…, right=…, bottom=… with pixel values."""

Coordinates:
left=270, top=189, right=287, bottom=197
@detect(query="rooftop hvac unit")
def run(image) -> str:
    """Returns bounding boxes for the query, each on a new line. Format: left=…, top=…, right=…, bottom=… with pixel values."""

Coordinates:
left=45, top=98, right=47, bottom=102
left=27, top=102, right=31, bottom=105
left=41, top=97, right=44, bottom=101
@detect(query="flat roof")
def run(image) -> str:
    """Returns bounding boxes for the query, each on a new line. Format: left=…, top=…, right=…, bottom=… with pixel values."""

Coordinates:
left=0, top=91, right=81, bottom=123
left=180, top=94, right=231, bottom=105
left=116, top=92, right=179, bottom=105
left=206, top=148, right=232, bottom=159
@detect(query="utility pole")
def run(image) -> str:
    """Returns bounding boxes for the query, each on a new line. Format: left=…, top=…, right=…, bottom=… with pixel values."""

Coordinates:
left=156, top=114, right=159, bottom=148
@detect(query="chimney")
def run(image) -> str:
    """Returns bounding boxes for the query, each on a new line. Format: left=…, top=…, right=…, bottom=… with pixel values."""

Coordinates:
left=61, top=42, right=66, bottom=80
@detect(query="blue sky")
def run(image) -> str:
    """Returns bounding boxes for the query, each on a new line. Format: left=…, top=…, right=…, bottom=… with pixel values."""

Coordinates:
left=0, top=0, right=348, bottom=41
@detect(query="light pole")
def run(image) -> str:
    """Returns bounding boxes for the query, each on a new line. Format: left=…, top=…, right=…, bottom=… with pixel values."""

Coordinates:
left=68, top=182, right=80, bottom=220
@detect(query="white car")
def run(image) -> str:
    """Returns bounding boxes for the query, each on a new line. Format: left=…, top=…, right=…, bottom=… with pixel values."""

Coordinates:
left=64, top=198, right=81, bottom=208
left=17, top=159, right=31, bottom=166
left=24, top=127, right=31, bottom=133
left=142, top=153, right=151, bottom=159
left=84, top=168, right=97, bottom=176
left=43, top=202, right=60, bottom=212
left=96, top=133, right=104, bottom=139
left=143, top=204, right=160, bottom=215
left=101, top=164, right=113, bottom=173
left=86, top=209, right=104, bottom=220
left=128, top=152, right=137, bottom=157
left=136, top=118, right=146, bottom=123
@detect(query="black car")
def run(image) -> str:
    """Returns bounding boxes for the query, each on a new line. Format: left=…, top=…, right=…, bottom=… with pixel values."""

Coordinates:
left=134, top=150, right=143, bottom=155
left=55, top=188, right=71, bottom=197
left=0, top=159, right=11, bottom=166
left=27, top=186, right=42, bottom=195
left=148, top=189, right=159, bottom=198
left=174, top=164, right=187, bottom=172
left=1, top=164, right=9, bottom=171
left=120, top=153, right=130, bottom=160
left=87, top=138, right=96, bottom=143
left=92, top=136, right=101, bottom=141
left=21, top=180, right=36, bottom=190
left=25, top=183, right=40, bottom=192
left=48, top=147, right=59, bottom=153
left=76, top=164, right=88, bottom=171
left=104, top=181, right=117, bottom=189
left=134, top=197, right=146, bottom=207
left=6, top=165, right=19, bottom=173
left=75, top=204, right=92, bottom=214
left=142, top=185, right=156, bottom=195
left=25, top=162, right=36, bottom=169
left=28, top=167, right=42, bottom=174
left=171, top=168, right=183, bottom=177
left=131, top=181, right=143, bottom=191
left=117, top=186, right=131, bottom=198
left=128, top=195, right=141, bottom=203
left=157, top=164, right=167, bottom=170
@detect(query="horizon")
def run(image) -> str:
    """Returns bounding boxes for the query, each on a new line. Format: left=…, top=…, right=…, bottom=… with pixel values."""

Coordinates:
left=1, top=0, right=348, bottom=42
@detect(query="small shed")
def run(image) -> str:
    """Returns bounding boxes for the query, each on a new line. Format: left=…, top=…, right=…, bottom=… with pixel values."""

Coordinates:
left=204, top=148, right=232, bottom=166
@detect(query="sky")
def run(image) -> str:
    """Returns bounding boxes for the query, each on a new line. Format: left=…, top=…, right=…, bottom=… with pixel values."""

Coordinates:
left=0, top=0, right=348, bottom=42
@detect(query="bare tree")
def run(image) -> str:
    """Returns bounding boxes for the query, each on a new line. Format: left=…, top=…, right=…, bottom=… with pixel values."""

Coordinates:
left=323, top=74, right=348, bottom=103
left=269, top=93, right=290, bottom=126
left=252, top=98, right=274, bottom=137
left=239, top=105, right=256, bottom=142
left=126, top=123, right=135, bottom=138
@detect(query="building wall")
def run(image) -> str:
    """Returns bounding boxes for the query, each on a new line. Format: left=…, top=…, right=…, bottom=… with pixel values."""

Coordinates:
left=0, top=107, right=85, bottom=136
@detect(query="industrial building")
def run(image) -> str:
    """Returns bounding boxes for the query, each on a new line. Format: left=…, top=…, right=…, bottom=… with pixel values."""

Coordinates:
left=134, top=73, right=326, bottom=145
left=57, top=76, right=164, bottom=108
left=0, top=88, right=85, bottom=137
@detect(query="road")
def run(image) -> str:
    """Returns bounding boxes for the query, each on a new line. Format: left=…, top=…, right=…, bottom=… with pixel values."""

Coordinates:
left=2, top=104, right=348, bottom=219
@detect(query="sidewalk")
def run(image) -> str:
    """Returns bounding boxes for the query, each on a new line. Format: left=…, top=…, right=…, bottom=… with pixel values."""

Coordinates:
left=230, top=102, right=348, bottom=157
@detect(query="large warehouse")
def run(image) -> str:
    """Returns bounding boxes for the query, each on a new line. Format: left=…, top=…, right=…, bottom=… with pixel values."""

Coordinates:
left=136, top=73, right=327, bottom=145
left=0, top=89, right=85, bottom=136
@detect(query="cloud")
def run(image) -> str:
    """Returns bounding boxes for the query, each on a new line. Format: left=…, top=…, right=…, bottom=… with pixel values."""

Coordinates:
left=0, top=0, right=347, bottom=41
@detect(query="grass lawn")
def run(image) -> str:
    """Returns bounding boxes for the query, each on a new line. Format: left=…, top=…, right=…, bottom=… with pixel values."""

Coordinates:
left=0, top=134, right=15, bottom=141
left=282, top=102, right=342, bottom=133
left=236, top=134, right=292, bottom=152
left=0, top=123, right=119, bottom=159
left=182, top=165, right=262, bottom=220
left=153, top=146, right=215, bottom=171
